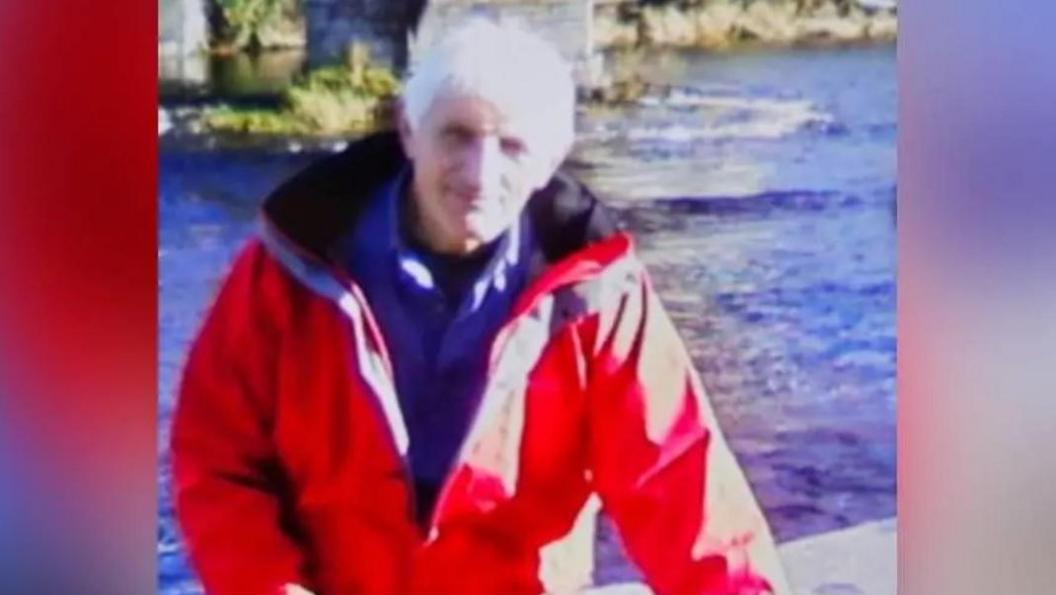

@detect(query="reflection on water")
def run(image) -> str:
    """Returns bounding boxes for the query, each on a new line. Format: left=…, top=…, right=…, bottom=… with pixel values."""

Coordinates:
left=158, top=46, right=895, bottom=592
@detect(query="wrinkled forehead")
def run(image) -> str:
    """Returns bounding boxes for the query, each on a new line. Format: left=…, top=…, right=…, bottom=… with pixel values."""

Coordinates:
left=418, top=81, right=572, bottom=155
left=425, top=91, right=533, bottom=136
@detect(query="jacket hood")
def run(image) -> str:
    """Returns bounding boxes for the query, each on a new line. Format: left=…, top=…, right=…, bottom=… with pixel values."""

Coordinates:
left=260, top=131, right=620, bottom=267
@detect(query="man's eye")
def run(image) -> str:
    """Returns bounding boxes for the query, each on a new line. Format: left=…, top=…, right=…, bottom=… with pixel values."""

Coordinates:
left=443, top=128, right=472, bottom=144
left=500, top=137, right=525, bottom=156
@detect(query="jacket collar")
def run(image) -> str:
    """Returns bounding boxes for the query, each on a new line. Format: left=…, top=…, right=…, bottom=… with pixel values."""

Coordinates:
left=260, top=130, right=621, bottom=269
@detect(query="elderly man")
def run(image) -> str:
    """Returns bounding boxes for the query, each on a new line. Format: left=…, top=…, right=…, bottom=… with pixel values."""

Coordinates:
left=172, top=19, right=790, bottom=595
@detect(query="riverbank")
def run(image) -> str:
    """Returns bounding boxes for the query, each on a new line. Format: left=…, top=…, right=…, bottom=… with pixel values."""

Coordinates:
left=160, top=1, right=897, bottom=130
left=780, top=518, right=896, bottom=595
left=187, top=45, right=399, bottom=137
left=595, top=0, right=897, bottom=50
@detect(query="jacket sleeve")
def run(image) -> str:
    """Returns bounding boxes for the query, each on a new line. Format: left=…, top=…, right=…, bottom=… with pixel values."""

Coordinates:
left=170, top=241, right=309, bottom=595
left=585, top=266, right=791, bottom=595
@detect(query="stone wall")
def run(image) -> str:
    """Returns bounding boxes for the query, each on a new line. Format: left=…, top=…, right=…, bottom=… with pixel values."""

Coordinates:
left=159, top=0, right=598, bottom=78
left=158, top=0, right=209, bottom=87
left=593, top=0, right=898, bottom=49
left=303, top=0, right=415, bottom=69
left=159, top=0, right=208, bottom=55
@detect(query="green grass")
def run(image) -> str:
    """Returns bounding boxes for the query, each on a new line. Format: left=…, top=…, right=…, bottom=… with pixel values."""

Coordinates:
left=203, top=48, right=400, bottom=136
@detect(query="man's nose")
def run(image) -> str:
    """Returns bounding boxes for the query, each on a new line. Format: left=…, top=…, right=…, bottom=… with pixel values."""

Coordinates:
left=460, top=136, right=503, bottom=192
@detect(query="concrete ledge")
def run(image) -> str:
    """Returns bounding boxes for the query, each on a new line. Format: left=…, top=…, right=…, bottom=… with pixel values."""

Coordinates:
left=580, top=518, right=897, bottom=595
left=779, top=518, right=897, bottom=595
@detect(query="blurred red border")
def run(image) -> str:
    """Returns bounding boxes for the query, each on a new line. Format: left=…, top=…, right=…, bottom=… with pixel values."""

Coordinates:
left=0, top=1, right=156, bottom=593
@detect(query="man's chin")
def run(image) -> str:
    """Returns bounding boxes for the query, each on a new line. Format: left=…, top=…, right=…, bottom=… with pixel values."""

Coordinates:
left=464, top=219, right=508, bottom=245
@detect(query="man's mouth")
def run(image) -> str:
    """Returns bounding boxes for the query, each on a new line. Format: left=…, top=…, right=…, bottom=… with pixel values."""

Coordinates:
left=451, top=190, right=488, bottom=209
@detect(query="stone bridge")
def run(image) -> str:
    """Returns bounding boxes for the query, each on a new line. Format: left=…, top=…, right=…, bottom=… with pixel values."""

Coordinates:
left=160, top=0, right=605, bottom=84
left=309, top=0, right=599, bottom=79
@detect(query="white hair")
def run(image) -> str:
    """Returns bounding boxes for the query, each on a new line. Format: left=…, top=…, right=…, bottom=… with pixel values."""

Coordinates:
left=402, top=17, right=576, bottom=161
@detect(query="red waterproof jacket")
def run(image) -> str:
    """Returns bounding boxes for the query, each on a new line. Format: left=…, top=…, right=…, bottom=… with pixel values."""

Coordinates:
left=171, top=132, right=790, bottom=595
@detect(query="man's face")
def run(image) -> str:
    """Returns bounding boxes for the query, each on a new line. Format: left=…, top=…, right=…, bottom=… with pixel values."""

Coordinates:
left=398, top=92, right=562, bottom=255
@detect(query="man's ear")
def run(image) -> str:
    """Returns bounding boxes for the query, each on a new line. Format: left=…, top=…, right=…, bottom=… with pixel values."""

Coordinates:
left=395, top=99, right=416, bottom=160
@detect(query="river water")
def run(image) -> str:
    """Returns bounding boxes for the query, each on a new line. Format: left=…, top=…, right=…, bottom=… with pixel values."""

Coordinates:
left=158, top=45, right=895, bottom=592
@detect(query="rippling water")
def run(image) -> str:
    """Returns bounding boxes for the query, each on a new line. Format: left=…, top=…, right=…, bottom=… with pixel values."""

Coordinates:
left=159, top=46, right=895, bottom=592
